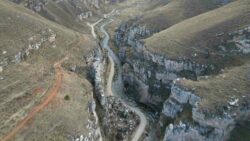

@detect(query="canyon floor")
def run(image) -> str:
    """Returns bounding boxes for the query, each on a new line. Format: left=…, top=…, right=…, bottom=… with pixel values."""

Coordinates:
left=0, top=0, right=250, bottom=141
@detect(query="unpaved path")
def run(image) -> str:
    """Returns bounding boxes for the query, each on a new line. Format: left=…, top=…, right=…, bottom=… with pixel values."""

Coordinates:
left=87, top=19, right=104, bottom=39
left=100, top=19, right=147, bottom=141
left=106, top=50, right=147, bottom=141
left=87, top=9, right=147, bottom=141
left=0, top=57, right=68, bottom=141
left=106, top=56, right=115, bottom=96
left=86, top=9, right=116, bottom=39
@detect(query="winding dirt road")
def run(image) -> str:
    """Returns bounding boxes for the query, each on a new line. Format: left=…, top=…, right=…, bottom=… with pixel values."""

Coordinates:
left=106, top=56, right=115, bottom=96
left=86, top=9, right=116, bottom=40
left=106, top=51, right=147, bottom=141
left=101, top=21, right=147, bottom=141
left=89, top=11, right=147, bottom=141
left=0, top=57, right=68, bottom=141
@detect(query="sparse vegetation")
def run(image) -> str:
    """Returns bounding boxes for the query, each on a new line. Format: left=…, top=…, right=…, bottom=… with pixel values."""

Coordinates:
left=179, top=62, right=250, bottom=113
left=0, top=0, right=94, bottom=140
left=145, top=0, right=250, bottom=62
left=1, top=0, right=250, bottom=141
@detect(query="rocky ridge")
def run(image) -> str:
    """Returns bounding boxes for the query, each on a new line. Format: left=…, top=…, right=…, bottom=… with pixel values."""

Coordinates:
left=162, top=83, right=250, bottom=141
left=115, top=18, right=250, bottom=140
left=116, top=23, right=212, bottom=110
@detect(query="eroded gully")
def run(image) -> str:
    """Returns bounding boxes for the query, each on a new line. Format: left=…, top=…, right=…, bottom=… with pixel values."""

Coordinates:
left=100, top=20, right=147, bottom=141
left=88, top=12, right=147, bottom=141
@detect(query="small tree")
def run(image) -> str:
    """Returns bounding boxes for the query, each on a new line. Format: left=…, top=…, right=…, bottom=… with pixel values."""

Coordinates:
left=64, top=95, right=70, bottom=101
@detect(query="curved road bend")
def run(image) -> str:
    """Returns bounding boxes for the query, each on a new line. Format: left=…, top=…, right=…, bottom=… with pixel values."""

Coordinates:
left=100, top=20, right=147, bottom=141
left=86, top=9, right=116, bottom=39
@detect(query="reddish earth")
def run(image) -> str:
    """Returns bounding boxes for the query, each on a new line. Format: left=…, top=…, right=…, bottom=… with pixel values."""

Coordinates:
left=0, top=57, right=68, bottom=141
left=31, top=87, right=44, bottom=95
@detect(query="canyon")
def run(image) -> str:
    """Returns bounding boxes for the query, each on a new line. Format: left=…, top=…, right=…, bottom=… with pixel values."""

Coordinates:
left=0, top=0, right=250, bottom=141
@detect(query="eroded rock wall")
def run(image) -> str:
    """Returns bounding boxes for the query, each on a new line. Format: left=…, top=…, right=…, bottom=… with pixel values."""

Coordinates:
left=115, top=23, right=211, bottom=110
left=88, top=47, right=107, bottom=106
left=162, top=84, right=250, bottom=141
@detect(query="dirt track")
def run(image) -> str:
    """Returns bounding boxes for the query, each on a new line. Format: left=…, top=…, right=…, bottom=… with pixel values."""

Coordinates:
left=100, top=19, right=147, bottom=141
left=106, top=56, right=115, bottom=96
left=0, top=57, right=68, bottom=141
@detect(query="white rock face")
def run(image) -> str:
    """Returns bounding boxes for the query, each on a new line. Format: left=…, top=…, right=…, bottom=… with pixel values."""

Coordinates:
left=92, top=48, right=106, bottom=106
left=14, top=52, right=22, bottom=64
left=161, top=84, right=249, bottom=141
left=142, top=49, right=207, bottom=75
left=228, top=98, right=239, bottom=106
left=162, top=84, right=200, bottom=118
left=164, top=121, right=204, bottom=141
left=48, top=34, right=56, bottom=42
left=78, top=11, right=93, bottom=20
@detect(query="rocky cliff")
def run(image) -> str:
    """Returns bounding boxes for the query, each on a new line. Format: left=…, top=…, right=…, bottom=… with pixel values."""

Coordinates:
left=115, top=23, right=212, bottom=111
left=88, top=47, right=140, bottom=141
left=115, top=19, right=250, bottom=140
left=162, top=83, right=250, bottom=141
left=89, top=47, right=107, bottom=106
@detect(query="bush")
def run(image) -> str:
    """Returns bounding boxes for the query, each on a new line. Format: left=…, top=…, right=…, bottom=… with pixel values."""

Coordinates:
left=64, top=95, right=70, bottom=101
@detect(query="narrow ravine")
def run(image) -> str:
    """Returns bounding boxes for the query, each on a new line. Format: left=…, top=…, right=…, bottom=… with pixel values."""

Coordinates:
left=100, top=20, right=147, bottom=141
left=88, top=10, right=148, bottom=141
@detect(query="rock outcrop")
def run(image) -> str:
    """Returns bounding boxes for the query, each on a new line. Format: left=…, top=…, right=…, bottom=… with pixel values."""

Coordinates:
left=102, top=96, right=139, bottom=141
left=162, top=83, right=250, bottom=141
left=162, top=84, right=200, bottom=119
left=115, top=18, right=250, bottom=140
left=88, top=47, right=140, bottom=141
left=115, top=23, right=151, bottom=48
left=0, top=28, right=56, bottom=73
left=90, top=47, right=107, bottom=106
left=115, top=22, right=211, bottom=110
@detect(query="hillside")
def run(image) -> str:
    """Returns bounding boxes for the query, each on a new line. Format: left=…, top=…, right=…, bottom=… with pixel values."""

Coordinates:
left=0, top=0, right=95, bottom=140
left=145, top=0, right=250, bottom=63
left=112, top=0, right=250, bottom=140
left=9, top=0, right=127, bottom=33
left=138, top=0, right=231, bottom=30
left=1, top=0, right=250, bottom=141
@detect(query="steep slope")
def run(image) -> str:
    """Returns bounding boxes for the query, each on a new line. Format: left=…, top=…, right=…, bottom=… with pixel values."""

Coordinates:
left=9, top=0, right=127, bottom=33
left=113, top=0, right=250, bottom=140
left=161, top=61, right=250, bottom=141
left=9, top=0, right=95, bottom=33
left=0, top=1, right=96, bottom=140
left=145, top=0, right=250, bottom=63
left=138, top=0, right=232, bottom=30
left=114, top=0, right=234, bottom=51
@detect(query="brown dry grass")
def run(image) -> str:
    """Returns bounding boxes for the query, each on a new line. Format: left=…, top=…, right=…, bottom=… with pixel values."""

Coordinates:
left=0, top=0, right=95, bottom=140
left=138, top=0, right=216, bottom=30
left=180, top=61, right=250, bottom=112
left=145, top=0, right=250, bottom=60
left=12, top=70, right=92, bottom=141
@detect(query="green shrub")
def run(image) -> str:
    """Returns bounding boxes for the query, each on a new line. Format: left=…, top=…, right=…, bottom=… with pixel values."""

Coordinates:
left=64, top=95, right=70, bottom=101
